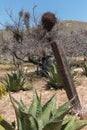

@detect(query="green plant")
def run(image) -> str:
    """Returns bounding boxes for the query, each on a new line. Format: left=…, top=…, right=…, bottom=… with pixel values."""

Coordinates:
left=46, top=63, right=64, bottom=89
left=28, top=54, right=39, bottom=65
left=0, top=85, right=7, bottom=99
left=61, top=116, right=87, bottom=130
left=0, top=90, right=87, bottom=130
left=82, top=61, right=87, bottom=76
left=0, top=116, right=14, bottom=130
left=3, top=70, right=26, bottom=92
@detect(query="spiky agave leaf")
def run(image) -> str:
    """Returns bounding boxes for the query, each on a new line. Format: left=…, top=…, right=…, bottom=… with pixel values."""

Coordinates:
left=61, top=116, right=73, bottom=130
left=47, top=63, right=63, bottom=88
left=53, top=100, right=73, bottom=122
left=0, top=125, right=5, bottom=130
left=28, top=90, right=43, bottom=129
left=42, top=97, right=72, bottom=129
left=43, top=120, right=62, bottom=130
left=17, top=109, right=39, bottom=130
left=41, top=94, right=56, bottom=127
left=29, top=89, right=42, bottom=118
left=9, top=92, right=39, bottom=130
left=0, top=116, right=14, bottom=130
left=62, top=116, right=87, bottom=130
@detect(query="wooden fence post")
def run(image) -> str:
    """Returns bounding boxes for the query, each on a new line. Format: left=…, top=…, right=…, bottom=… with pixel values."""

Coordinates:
left=51, top=41, right=82, bottom=110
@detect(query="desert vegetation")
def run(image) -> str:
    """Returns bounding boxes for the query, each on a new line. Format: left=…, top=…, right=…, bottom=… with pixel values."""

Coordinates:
left=0, top=8, right=87, bottom=130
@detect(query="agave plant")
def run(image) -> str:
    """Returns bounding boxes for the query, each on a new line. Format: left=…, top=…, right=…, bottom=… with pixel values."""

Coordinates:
left=0, top=90, right=87, bottom=130
left=3, top=70, right=26, bottom=92
left=46, top=63, right=64, bottom=89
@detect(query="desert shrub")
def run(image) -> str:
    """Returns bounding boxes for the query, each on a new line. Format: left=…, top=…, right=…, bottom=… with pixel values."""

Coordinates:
left=0, top=90, right=87, bottom=130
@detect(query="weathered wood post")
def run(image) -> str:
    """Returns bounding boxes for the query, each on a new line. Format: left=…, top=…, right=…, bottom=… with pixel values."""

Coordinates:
left=51, top=41, right=82, bottom=110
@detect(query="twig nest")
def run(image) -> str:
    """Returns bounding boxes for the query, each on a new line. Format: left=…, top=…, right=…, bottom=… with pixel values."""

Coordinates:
left=41, top=12, right=57, bottom=32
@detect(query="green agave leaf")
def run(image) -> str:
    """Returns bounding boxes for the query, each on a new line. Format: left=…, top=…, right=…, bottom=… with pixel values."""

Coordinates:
left=18, top=109, right=39, bottom=130
left=64, top=116, right=87, bottom=130
left=0, top=125, right=5, bottom=130
left=43, top=120, right=62, bottom=130
left=47, top=63, right=63, bottom=88
left=10, top=94, right=27, bottom=111
left=9, top=93, right=23, bottom=130
left=53, top=64, right=57, bottom=73
left=53, top=73, right=63, bottom=87
left=50, top=63, right=56, bottom=74
left=0, top=116, right=14, bottom=130
left=47, top=71, right=52, bottom=79
left=53, top=100, right=72, bottom=121
left=73, top=120, right=87, bottom=130
left=10, top=92, right=39, bottom=130
left=61, top=116, right=75, bottom=130
left=20, top=100, right=28, bottom=109
left=41, top=94, right=56, bottom=127
left=29, top=89, right=42, bottom=118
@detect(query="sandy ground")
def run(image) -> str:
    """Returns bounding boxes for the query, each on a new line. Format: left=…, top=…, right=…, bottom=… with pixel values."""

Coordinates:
left=0, top=65, right=87, bottom=130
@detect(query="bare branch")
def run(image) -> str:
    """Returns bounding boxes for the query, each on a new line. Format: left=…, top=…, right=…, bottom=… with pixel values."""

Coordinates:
left=32, top=5, right=38, bottom=26
left=6, top=9, right=18, bottom=30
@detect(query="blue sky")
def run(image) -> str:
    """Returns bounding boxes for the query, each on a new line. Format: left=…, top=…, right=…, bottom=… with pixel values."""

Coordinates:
left=0, top=0, right=87, bottom=28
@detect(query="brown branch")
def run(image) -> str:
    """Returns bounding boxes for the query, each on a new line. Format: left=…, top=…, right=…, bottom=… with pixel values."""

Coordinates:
left=12, top=51, right=29, bottom=63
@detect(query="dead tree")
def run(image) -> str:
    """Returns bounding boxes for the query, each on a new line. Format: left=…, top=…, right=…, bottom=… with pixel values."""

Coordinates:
left=51, top=41, right=82, bottom=110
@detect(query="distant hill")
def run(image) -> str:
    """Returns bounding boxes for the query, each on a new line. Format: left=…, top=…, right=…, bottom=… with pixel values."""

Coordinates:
left=54, top=20, right=87, bottom=56
left=57, top=20, right=87, bottom=32
left=63, top=20, right=87, bottom=30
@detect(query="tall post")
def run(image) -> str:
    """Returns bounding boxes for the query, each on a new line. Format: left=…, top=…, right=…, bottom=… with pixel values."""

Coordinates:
left=51, top=41, right=82, bottom=110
